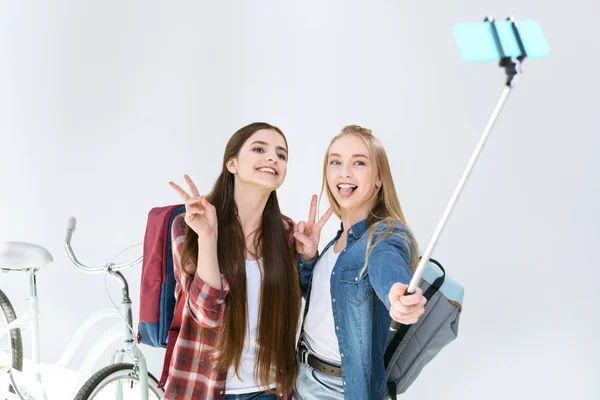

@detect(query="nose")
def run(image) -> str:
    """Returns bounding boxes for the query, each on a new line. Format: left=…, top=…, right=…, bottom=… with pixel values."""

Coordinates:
left=266, top=152, right=278, bottom=163
left=340, top=164, right=352, bottom=178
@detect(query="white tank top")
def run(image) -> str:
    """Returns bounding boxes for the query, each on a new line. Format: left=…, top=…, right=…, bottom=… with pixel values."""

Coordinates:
left=303, top=246, right=342, bottom=364
left=225, top=259, right=276, bottom=394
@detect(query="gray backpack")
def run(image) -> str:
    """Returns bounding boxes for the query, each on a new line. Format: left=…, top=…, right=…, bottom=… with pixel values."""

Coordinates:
left=384, top=258, right=464, bottom=399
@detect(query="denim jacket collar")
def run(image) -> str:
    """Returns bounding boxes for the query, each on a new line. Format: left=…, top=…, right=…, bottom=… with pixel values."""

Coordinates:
left=336, top=219, right=369, bottom=242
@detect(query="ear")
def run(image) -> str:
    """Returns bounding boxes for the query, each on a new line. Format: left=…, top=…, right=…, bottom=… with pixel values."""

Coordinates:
left=375, top=177, right=382, bottom=188
left=226, top=158, right=237, bottom=174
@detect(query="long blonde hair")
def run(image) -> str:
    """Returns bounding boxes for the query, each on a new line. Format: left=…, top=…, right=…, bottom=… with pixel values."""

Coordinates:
left=320, top=125, right=420, bottom=273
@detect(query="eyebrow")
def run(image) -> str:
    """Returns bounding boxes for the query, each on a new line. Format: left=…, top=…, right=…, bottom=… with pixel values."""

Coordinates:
left=329, top=153, right=369, bottom=159
left=251, top=140, right=288, bottom=154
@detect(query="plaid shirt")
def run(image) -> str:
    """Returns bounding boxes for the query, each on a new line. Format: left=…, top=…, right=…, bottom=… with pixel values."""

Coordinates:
left=162, top=214, right=293, bottom=400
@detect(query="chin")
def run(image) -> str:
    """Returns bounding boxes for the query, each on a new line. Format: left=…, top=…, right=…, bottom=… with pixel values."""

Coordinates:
left=334, top=197, right=357, bottom=210
left=338, top=202, right=358, bottom=213
left=336, top=194, right=370, bottom=214
left=255, top=179, right=281, bottom=191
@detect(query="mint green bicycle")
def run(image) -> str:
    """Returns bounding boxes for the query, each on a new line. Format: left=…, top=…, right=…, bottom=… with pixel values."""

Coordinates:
left=0, top=217, right=164, bottom=399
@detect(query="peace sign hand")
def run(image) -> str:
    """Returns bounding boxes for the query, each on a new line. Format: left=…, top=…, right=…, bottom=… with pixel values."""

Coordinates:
left=293, top=195, right=335, bottom=261
left=169, top=175, right=218, bottom=242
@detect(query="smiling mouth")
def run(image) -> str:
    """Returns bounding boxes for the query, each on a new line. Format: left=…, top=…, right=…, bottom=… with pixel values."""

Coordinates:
left=256, top=167, right=278, bottom=176
left=337, top=183, right=357, bottom=198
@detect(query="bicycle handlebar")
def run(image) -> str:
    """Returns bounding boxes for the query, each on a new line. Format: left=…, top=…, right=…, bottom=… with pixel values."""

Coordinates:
left=64, top=217, right=143, bottom=273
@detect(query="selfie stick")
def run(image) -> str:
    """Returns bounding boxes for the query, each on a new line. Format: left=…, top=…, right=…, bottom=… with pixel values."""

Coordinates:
left=390, top=16, right=528, bottom=332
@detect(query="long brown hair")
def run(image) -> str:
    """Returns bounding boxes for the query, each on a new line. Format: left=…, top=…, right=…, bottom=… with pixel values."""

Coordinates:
left=180, top=122, right=301, bottom=392
left=320, top=125, right=420, bottom=273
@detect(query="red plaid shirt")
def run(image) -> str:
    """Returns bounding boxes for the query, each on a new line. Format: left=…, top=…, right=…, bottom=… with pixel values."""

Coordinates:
left=162, top=214, right=293, bottom=400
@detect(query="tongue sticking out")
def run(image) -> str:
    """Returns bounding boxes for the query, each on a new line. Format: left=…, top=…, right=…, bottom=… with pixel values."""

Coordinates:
left=339, top=187, right=355, bottom=198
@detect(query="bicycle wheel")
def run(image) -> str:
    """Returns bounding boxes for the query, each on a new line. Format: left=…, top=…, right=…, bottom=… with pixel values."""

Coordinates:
left=73, top=363, right=164, bottom=400
left=0, top=289, right=23, bottom=372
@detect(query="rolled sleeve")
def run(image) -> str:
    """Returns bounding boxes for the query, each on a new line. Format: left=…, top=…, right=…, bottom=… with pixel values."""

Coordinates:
left=187, top=274, right=230, bottom=328
left=297, top=253, right=318, bottom=297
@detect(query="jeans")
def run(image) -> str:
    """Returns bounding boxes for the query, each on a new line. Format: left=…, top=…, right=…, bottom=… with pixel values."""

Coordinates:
left=225, top=391, right=277, bottom=400
left=293, top=362, right=344, bottom=400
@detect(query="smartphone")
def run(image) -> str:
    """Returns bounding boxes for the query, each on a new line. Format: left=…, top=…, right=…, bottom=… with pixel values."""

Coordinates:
left=453, top=19, right=550, bottom=63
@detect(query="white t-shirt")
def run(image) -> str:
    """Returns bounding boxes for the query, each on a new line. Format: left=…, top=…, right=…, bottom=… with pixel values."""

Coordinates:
left=225, top=259, right=276, bottom=394
left=303, top=245, right=342, bottom=364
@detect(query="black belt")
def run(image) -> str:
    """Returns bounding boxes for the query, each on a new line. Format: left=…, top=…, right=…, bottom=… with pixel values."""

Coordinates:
left=298, top=343, right=343, bottom=378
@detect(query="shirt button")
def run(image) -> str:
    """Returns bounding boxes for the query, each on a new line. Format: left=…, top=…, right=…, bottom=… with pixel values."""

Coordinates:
left=348, top=229, right=353, bottom=234
left=354, top=277, right=358, bottom=281
left=219, top=391, right=224, bottom=394
left=332, top=298, right=336, bottom=302
left=343, top=381, right=347, bottom=385
left=336, top=326, right=340, bottom=330
left=341, top=353, right=344, bottom=358
left=332, top=271, right=335, bottom=276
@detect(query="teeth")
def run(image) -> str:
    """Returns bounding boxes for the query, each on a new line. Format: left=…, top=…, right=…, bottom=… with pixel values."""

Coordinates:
left=258, top=167, right=276, bottom=175
left=338, top=184, right=357, bottom=188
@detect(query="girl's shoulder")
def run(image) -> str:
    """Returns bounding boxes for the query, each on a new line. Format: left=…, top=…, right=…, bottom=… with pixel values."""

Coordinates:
left=371, top=219, right=410, bottom=237
left=369, top=219, right=413, bottom=253
left=172, top=213, right=187, bottom=238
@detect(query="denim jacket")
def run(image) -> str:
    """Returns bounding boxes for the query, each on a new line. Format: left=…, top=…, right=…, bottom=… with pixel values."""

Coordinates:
left=298, top=218, right=413, bottom=400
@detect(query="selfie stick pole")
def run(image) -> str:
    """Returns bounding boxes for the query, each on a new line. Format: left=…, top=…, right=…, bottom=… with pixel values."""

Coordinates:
left=390, top=16, right=527, bottom=332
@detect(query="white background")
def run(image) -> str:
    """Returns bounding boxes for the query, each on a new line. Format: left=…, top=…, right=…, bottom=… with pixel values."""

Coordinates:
left=1, top=1, right=599, bottom=398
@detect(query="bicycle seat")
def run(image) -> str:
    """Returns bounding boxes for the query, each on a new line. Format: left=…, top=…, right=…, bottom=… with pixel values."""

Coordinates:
left=0, top=241, right=54, bottom=271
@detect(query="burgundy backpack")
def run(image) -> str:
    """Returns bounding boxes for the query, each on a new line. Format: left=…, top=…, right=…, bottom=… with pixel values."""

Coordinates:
left=138, top=204, right=295, bottom=388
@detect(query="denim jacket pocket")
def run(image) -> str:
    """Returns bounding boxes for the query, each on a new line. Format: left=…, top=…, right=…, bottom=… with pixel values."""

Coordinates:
left=339, top=265, right=373, bottom=306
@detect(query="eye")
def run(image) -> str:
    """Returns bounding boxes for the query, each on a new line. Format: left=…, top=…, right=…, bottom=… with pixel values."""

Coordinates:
left=277, top=153, right=287, bottom=161
left=354, top=161, right=366, bottom=166
left=329, top=160, right=340, bottom=165
left=253, top=147, right=265, bottom=154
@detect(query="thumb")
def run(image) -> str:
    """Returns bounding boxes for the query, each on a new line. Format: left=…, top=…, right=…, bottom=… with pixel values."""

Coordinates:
left=293, top=230, right=312, bottom=246
left=389, top=282, right=408, bottom=300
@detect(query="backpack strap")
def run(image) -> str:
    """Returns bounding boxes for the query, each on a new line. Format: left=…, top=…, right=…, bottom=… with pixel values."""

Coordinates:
left=387, top=382, right=398, bottom=400
left=158, top=290, right=186, bottom=389
left=281, top=214, right=295, bottom=248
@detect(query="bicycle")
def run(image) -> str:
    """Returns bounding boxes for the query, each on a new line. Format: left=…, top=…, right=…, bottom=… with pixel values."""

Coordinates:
left=0, top=217, right=164, bottom=400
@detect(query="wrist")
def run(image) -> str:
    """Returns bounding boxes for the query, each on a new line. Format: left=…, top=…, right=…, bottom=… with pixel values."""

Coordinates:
left=300, top=253, right=317, bottom=263
left=197, top=235, right=218, bottom=249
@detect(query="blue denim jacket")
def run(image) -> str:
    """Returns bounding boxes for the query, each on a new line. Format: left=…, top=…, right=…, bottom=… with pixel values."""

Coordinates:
left=298, top=218, right=413, bottom=400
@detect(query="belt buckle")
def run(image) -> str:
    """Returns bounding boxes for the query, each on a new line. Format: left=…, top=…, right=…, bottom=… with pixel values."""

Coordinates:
left=298, top=345, right=309, bottom=364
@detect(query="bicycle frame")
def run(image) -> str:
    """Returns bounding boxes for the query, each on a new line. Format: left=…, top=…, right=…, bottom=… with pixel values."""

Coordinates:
left=0, top=268, right=151, bottom=400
